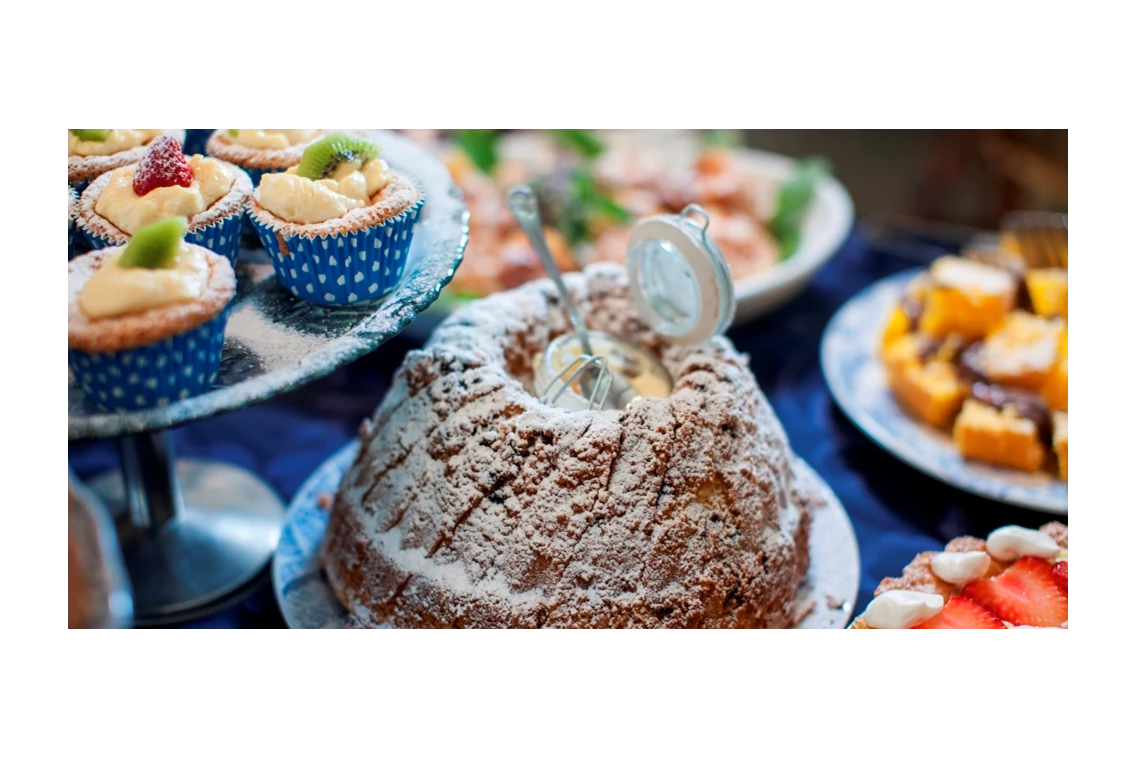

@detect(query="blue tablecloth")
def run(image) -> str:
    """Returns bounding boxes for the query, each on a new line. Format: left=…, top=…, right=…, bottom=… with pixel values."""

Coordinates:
left=68, top=225, right=1062, bottom=628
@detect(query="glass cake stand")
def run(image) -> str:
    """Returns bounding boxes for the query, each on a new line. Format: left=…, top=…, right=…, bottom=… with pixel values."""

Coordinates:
left=68, top=130, right=469, bottom=626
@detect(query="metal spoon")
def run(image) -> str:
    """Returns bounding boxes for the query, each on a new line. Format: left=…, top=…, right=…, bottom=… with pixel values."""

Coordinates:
left=507, top=185, right=637, bottom=410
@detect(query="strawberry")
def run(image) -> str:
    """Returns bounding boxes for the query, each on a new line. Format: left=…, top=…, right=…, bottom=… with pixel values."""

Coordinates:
left=913, top=596, right=1005, bottom=629
left=133, top=134, right=194, bottom=196
left=1052, top=561, right=1068, bottom=593
left=963, top=556, right=1068, bottom=627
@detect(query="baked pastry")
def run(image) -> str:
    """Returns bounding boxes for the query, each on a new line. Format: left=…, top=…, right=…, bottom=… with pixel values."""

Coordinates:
left=77, top=135, right=251, bottom=265
left=68, top=129, right=184, bottom=188
left=68, top=218, right=236, bottom=412
left=321, top=263, right=820, bottom=628
left=851, top=522, right=1067, bottom=629
left=881, top=253, right=1068, bottom=478
left=248, top=133, right=424, bottom=305
left=205, top=129, right=326, bottom=186
left=68, top=185, right=80, bottom=260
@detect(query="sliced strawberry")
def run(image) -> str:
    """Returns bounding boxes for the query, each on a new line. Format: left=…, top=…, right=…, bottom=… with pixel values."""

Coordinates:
left=133, top=134, right=194, bottom=196
left=1052, top=561, right=1068, bottom=593
left=963, top=556, right=1068, bottom=627
left=913, top=596, right=1005, bottom=629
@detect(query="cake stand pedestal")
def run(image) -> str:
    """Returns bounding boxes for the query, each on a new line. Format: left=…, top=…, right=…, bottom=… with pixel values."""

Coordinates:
left=88, top=432, right=284, bottom=625
left=69, top=129, right=469, bottom=626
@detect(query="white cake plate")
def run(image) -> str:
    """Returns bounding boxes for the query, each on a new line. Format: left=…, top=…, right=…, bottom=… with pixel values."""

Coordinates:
left=272, top=441, right=858, bottom=629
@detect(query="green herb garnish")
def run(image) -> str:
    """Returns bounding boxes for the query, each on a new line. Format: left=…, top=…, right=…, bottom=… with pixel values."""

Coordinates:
left=771, top=157, right=830, bottom=260
left=551, top=129, right=605, bottom=159
left=554, top=168, right=631, bottom=247
left=453, top=129, right=501, bottom=174
left=701, top=129, right=742, bottom=148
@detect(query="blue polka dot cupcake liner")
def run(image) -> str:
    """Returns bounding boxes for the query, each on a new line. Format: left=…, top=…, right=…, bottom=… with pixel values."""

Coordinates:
left=183, top=129, right=214, bottom=157
left=69, top=187, right=81, bottom=260
left=250, top=196, right=424, bottom=306
left=68, top=307, right=232, bottom=413
left=81, top=205, right=246, bottom=267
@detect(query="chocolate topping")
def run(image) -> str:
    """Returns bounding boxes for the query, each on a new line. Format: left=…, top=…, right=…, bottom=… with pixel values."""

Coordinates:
left=970, top=381, right=1053, bottom=444
left=916, top=336, right=944, bottom=364
left=900, top=295, right=924, bottom=327
left=955, top=342, right=989, bottom=384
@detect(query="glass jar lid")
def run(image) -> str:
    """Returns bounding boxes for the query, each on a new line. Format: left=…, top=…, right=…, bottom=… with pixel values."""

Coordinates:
left=625, top=204, right=736, bottom=345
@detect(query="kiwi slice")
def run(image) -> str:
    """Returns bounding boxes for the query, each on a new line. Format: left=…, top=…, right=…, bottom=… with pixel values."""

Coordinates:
left=296, top=133, right=380, bottom=180
left=70, top=129, right=111, bottom=142
left=227, top=129, right=239, bottom=137
left=119, top=217, right=188, bottom=269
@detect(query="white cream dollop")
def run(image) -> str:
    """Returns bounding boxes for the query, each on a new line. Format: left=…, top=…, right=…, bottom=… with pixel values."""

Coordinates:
left=228, top=129, right=320, bottom=149
left=986, top=526, right=1060, bottom=562
left=257, top=158, right=392, bottom=225
left=863, top=590, right=944, bottom=629
left=930, top=551, right=991, bottom=586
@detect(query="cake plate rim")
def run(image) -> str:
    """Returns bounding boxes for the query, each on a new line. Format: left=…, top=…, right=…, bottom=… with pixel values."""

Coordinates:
left=272, top=439, right=859, bottom=630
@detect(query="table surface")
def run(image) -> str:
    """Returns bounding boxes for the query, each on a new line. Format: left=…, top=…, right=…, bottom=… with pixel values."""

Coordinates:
left=68, top=224, right=1064, bottom=628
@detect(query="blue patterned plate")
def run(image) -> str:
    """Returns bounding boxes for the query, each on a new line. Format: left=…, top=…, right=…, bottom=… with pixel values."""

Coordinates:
left=821, top=269, right=1068, bottom=514
left=273, top=441, right=859, bottom=629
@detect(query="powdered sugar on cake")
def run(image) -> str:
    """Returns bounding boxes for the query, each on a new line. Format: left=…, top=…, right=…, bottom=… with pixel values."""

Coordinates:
left=321, top=264, right=819, bottom=627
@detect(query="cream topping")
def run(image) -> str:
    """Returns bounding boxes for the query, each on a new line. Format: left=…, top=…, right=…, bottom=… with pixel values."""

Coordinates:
left=80, top=243, right=209, bottom=319
left=257, top=158, right=392, bottom=224
left=930, top=551, right=991, bottom=586
left=95, top=156, right=235, bottom=235
left=69, top=129, right=164, bottom=157
left=930, top=256, right=1015, bottom=298
left=863, top=590, right=944, bottom=629
left=228, top=129, right=320, bottom=150
left=985, top=526, right=1060, bottom=562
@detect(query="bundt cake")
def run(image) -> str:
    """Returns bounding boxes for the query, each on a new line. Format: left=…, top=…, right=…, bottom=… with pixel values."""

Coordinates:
left=321, top=263, right=822, bottom=628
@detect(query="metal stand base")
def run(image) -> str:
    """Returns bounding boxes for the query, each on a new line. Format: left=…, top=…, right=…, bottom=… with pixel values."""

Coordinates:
left=89, top=433, right=285, bottom=627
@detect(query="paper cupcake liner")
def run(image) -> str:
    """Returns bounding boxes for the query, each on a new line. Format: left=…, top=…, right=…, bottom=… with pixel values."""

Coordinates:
left=251, top=196, right=424, bottom=306
left=183, top=129, right=214, bottom=157
left=68, top=306, right=231, bottom=413
left=81, top=202, right=246, bottom=267
left=68, top=215, right=80, bottom=260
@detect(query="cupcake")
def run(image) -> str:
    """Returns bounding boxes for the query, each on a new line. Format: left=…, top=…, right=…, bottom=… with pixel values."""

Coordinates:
left=248, top=133, right=424, bottom=305
left=205, top=129, right=326, bottom=186
left=183, top=129, right=214, bottom=157
left=68, top=129, right=185, bottom=190
left=68, top=185, right=80, bottom=260
left=77, top=135, right=252, bottom=266
left=68, top=217, right=236, bottom=412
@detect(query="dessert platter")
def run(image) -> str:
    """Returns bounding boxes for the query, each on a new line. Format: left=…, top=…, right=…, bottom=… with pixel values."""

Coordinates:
left=273, top=189, right=859, bottom=628
left=851, top=522, right=1067, bottom=629
left=405, top=129, right=853, bottom=338
left=821, top=220, right=1068, bottom=513
left=67, top=129, right=468, bottom=624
